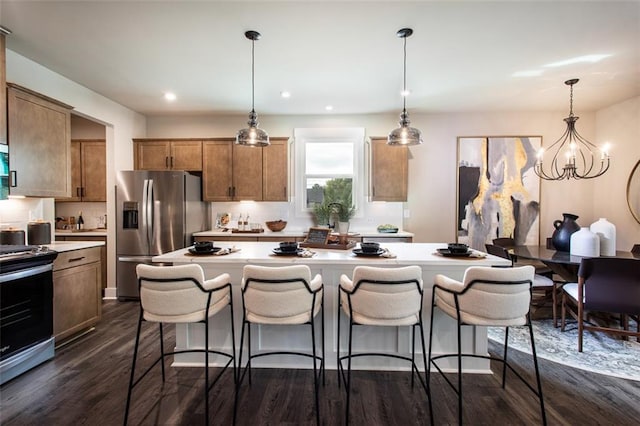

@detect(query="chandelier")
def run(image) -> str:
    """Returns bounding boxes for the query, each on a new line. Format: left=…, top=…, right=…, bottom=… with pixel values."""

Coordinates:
left=534, top=79, right=610, bottom=180
left=387, top=28, right=423, bottom=146
left=236, top=30, right=269, bottom=147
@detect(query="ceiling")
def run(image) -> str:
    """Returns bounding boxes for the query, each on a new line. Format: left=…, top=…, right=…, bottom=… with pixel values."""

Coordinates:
left=1, top=1, right=639, bottom=117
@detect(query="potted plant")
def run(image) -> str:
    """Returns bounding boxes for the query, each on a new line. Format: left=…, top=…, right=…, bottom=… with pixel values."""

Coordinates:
left=330, top=202, right=356, bottom=234
left=312, top=202, right=331, bottom=228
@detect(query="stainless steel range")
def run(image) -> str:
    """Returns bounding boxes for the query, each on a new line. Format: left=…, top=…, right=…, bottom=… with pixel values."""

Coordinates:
left=0, top=244, right=58, bottom=385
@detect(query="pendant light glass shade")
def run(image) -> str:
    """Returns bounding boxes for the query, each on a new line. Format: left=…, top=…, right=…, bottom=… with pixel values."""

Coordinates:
left=534, top=79, right=610, bottom=180
left=388, top=28, right=422, bottom=146
left=236, top=30, right=269, bottom=147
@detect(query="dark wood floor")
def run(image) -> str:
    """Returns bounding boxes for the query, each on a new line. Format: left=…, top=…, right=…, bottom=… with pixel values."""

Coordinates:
left=1, top=300, right=639, bottom=425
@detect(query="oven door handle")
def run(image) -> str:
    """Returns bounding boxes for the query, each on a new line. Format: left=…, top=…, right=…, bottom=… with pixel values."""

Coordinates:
left=0, top=264, right=53, bottom=284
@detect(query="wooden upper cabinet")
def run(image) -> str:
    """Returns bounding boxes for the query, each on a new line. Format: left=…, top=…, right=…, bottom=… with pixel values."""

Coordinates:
left=233, top=144, right=263, bottom=200
left=370, top=137, right=408, bottom=202
left=80, top=140, right=106, bottom=201
left=133, top=139, right=202, bottom=171
left=202, top=140, right=233, bottom=201
left=7, top=84, right=73, bottom=197
left=202, top=139, right=265, bottom=202
left=1, top=34, right=7, bottom=145
left=58, top=140, right=106, bottom=202
left=263, top=138, right=288, bottom=201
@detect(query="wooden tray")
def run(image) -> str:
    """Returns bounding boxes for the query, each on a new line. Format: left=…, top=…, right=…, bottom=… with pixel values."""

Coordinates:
left=231, top=228, right=264, bottom=233
left=300, top=240, right=357, bottom=250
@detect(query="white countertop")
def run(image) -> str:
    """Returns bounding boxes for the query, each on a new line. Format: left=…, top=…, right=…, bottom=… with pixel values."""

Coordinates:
left=194, top=229, right=414, bottom=238
left=55, top=230, right=108, bottom=237
left=153, top=241, right=506, bottom=267
left=44, top=241, right=105, bottom=253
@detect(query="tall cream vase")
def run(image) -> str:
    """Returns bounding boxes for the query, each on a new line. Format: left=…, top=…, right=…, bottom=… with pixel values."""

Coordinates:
left=590, top=218, right=616, bottom=256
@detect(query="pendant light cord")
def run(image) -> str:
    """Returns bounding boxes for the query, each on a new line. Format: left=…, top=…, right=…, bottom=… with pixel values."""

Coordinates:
left=251, top=37, right=255, bottom=113
left=402, top=34, right=407, bottom=112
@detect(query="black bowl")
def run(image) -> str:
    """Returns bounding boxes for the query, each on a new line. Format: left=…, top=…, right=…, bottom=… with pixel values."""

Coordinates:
left=447, top=243, right=469, bottom=254
left=279, top=241, right=299, bottom=252
left=194, top=241, right=214, bottom=252
left=360, top=242, right=380, bottom=253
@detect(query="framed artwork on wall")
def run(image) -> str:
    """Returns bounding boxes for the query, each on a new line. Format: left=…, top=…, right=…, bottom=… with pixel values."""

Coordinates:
left=456, top=136, right=541, bottom=250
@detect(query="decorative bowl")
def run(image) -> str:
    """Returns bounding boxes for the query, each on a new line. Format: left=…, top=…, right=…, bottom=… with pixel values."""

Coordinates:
left=279, top=241, right=298, bottom=252
left=194, top=241, right=214, bottom=252
left=266, top=220, right=287, bottom=232
left=360, top=242, right=381, bottom=253
left=447, top=243, right=469, bottom=254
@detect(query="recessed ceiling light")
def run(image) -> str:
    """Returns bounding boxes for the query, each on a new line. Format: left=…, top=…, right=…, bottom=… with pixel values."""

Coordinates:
left=325, top=105, right=333, bottom=111
left=401, top=89, right=411, bottom=97
left=280, top=91, right=291, bottom=98
left=544, top=54, right=611, bottom=68
left=163, top=92, right=176, bottom=101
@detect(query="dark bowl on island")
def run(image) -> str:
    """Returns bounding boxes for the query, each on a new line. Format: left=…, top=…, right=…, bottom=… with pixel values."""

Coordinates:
left=447, top=243, right=469, bottom=254
left=194, top=241, right=214, bottom=252
left=360, top=242, right=381, bottom=253
left=279, top=241, right=299, bottom=252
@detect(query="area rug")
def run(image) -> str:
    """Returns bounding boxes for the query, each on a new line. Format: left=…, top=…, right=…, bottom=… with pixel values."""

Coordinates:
left=488, top=320, right=640, bottom=381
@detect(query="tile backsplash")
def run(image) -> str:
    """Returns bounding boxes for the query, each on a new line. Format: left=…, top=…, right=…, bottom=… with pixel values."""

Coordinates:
left=0, top=197, right=55, bottom=233
left=54, top=202, right=107, bottom=230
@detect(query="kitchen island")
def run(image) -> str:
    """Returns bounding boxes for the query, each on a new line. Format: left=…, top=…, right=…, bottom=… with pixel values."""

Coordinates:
left=153, top=242, right=510, bottom=372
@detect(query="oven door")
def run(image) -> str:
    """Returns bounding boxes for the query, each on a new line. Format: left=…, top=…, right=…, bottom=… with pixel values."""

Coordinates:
left=0, top=263, right=54, bottom=360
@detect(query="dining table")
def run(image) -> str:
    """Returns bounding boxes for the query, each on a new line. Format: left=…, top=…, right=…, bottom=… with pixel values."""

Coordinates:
left=509, top=245, right=639, bottom=282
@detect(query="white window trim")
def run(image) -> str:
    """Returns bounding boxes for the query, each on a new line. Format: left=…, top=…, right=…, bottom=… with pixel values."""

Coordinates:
left=293, top=128, right=365, bottom=219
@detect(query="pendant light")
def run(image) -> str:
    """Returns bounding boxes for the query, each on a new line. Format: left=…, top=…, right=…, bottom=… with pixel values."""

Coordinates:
left=236, top=30, right=269, bottom=147
left=534, top=79, right=610, bottom=180
left=388, top=28, right=423, bottom=146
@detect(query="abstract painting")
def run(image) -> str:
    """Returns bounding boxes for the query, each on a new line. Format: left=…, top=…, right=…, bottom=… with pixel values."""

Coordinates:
left=457, top=136, right=541, bottom=250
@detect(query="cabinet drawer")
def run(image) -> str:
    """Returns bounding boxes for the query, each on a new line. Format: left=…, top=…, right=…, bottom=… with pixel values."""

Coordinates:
left=54, top=247, right=101, bottom=271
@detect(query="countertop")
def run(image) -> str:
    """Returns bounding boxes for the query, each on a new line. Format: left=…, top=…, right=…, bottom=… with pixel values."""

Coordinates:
left=193, top=229, right=414, bottom=238
left=44, top=241, right=105, bottom=253
left=55, top=229, right=108, bottom=237
left=153, top=241, right=504, bottom=267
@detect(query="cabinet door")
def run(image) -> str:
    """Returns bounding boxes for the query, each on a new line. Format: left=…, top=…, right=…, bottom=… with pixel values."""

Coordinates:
left=202, top=140, right=233, bottom=201
left=0, top=35, right=7, bottom=145
left=67, top=141, right=82, bottom=201
left=81, top=140, right=106, bottom=201
left=263, top=138, right=288, bottom=201
left=233, top=144, right=263, bottom=200
left=370, top=137, right=408, bottom=202
left=53, top=261, right=101, bottom=342
left=134, top=140, right=170, bottom=170
left=170, top=140, right=202, bottom=171
left=7, top=86, right=72, bottom=197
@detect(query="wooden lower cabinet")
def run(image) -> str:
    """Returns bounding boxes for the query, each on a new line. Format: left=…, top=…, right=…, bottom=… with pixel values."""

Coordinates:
left=53, top=246, right=102, bottom=344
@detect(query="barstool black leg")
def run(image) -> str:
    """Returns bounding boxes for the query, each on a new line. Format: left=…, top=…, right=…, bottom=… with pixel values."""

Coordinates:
left=124, top=310, right=144, bottom=425
left=345, top=319, right=354, bottom=425
left=528, top=320, right=547, bottom=425
left=502, top=327, right=510, bottom=388
left=159, top=323, right=166, bottom=381
left=204, top=319, right=210, bottom=424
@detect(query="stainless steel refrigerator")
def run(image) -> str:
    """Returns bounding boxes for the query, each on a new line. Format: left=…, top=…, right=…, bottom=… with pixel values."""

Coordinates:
left=116, top=170, right=208, bottom=299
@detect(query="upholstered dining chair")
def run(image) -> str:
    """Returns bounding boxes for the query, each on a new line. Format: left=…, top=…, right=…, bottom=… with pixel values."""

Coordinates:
left=124, top=264, right=236, bottom=425
left=561, top=257, right=640, bottom=352
left=486, top=244, right=562, bottom=327
left=428, top=265, right=546, bottom=426
left=338, top=265, right=433, bottom=425
left=238, top=265, right=324, bottom=425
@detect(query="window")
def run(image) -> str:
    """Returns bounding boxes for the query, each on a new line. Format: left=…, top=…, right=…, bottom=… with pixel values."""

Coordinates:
left=294, top=128, right=365, bottom=217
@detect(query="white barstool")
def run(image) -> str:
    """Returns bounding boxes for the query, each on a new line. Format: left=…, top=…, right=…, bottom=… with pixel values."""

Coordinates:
left=428, top=265, right=546, bottom=425
left=238, top=264, right=324, bottom=425
left=338, top=265, right=433, bottom=425
left=124, top=264, right=236, bottom=425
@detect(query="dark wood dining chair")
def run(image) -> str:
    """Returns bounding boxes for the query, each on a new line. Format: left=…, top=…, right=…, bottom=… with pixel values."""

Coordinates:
left=631, top=244, right=640, bottom=255
left=486, top=244, right=562, bottom=326
left=492, top=237, right=553, bottom=277
left=561, top=257, right=640, bottom=352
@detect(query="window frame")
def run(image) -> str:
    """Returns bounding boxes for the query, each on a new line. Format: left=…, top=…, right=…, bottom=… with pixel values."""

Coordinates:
left=293, top=128, right=365, bottom=218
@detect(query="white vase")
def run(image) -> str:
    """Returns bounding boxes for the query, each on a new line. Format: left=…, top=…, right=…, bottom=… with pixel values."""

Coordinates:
left=590, top=218, right=616, bottom=256
left=337, top=221, right=350, bottom=234
left=570, top=227, right=600, bottom=257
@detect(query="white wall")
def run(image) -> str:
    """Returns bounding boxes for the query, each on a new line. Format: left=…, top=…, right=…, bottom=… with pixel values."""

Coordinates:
left=594, top=96, right=640, bottom=251
left=147, top=109, right=601, bottom=244
left=6, top=49, right=147, bottom=298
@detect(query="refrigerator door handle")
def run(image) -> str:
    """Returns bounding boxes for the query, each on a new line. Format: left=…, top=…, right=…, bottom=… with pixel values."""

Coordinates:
left=147, top=179, right=155, bottom=248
